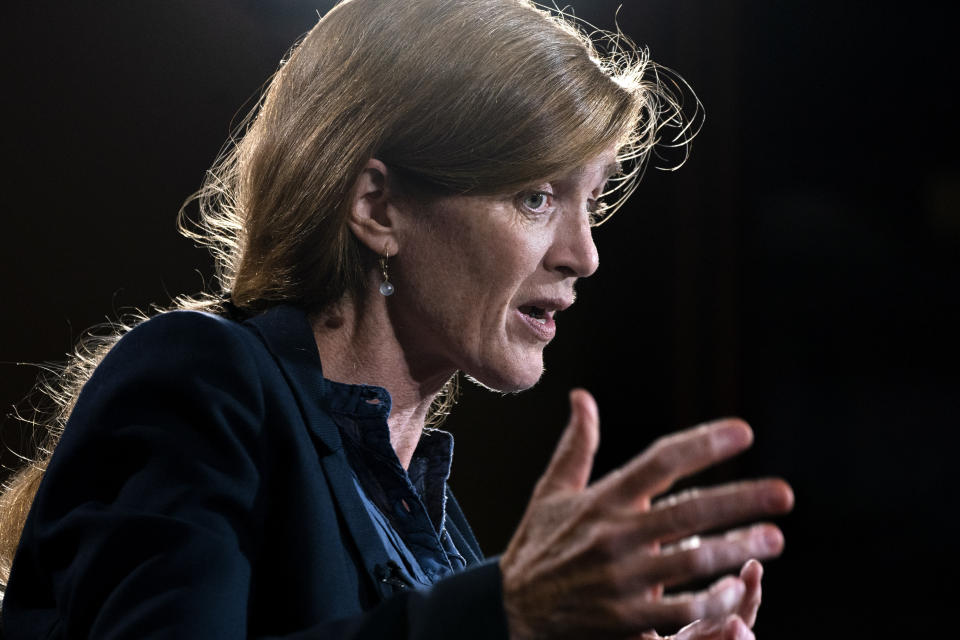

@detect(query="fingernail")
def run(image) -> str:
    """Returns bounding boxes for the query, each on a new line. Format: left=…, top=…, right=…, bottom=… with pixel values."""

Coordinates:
left=720, top=420, right=753, bottom=449
left=746, top=558, right=764, bottom=578
left=765, top=480, right=795, bottom=512
left=763, top=527, right=783, bottom=552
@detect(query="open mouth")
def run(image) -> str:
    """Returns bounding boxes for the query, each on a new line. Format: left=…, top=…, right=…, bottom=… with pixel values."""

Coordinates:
left=519, top=305, right=549, bottom=324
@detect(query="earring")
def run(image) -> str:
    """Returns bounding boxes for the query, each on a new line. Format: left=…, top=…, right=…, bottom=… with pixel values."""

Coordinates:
left=379, top=246, right=395, bottom=296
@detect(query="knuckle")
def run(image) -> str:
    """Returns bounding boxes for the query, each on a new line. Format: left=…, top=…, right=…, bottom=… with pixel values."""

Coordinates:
left=651, top=432, right=674, bottom=451
left=596, top=553, right=622, bottom=584
left=649, top=431, right=681, bottom=460
left=647, top=443, right=680, bottom=478
left=665, top=495, right=703, bottom=533
left=610, top=599, right=633, bottom=625
left=597, top=597, right=631, bottom=628
left=578, top=492, right=608, bottom=520
left=675, top=548, right=704, bottom=575
left=688, top=545, right=718, bottom=575
left=703, top=429, right=726, bottom=461
left=588, top=524, right=620, bottom=560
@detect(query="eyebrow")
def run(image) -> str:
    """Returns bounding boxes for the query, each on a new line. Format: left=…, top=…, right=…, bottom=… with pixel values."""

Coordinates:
left=551, top=160, right=623, bottom=187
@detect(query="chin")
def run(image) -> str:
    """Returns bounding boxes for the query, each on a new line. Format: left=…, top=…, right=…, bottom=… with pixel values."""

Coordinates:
left=463, top=356, right=545, bottom=394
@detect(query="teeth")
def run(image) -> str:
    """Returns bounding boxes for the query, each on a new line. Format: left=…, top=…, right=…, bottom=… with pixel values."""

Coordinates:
left=521, top=306, right=549, bottom=324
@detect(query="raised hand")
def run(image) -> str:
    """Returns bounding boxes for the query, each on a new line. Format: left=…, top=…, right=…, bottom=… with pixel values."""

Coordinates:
left=500, top=390, right=793, bottom=639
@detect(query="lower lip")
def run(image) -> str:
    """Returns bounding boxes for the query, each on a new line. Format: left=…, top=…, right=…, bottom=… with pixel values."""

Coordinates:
left=515, top=309, right=556, bottom=341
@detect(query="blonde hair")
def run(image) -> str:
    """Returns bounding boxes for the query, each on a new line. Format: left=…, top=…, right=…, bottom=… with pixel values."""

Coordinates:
left=0, top=0, right=696, bottom=588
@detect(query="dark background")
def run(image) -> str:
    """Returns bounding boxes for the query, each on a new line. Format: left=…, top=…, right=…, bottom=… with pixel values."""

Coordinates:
left=3, top=1, right=957, bottom=636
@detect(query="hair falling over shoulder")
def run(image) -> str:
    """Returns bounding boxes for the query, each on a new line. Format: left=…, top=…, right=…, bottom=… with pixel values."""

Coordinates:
left=0, top=0, right=700, bottom=589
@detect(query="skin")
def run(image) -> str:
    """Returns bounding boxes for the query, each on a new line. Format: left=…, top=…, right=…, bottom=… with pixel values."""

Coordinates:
left=500, top=391, right=791, bottom=639
left=313, top=153, right=794, bottom=639
left=317, top=152, right=611, bottom=464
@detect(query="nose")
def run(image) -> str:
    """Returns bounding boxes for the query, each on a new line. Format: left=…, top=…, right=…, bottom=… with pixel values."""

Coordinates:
left=545, top=211, right=600, bottom=278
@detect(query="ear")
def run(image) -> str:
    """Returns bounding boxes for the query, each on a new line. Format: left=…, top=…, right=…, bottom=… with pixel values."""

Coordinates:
left=347, top=158, right=400, bottom=257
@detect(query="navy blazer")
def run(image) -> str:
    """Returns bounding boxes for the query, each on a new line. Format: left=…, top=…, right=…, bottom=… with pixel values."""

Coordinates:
left=2, top=305, right=509, bottom=639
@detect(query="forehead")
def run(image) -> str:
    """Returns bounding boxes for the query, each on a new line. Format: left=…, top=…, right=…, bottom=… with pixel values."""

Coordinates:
left=418, top=149, right=623, bottom=211
left=552, top=149, right=622, bottom=186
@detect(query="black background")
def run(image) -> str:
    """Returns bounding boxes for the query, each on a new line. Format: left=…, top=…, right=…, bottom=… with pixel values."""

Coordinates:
left=3, top=1, right=957, bottom=637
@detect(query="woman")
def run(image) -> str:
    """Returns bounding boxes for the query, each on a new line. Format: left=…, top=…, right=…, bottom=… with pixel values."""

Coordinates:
left=0, top=0, right=793, bottom=638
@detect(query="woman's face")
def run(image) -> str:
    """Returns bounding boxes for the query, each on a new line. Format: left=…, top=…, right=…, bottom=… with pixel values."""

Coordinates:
left=391, top=150, right=617, bottom=392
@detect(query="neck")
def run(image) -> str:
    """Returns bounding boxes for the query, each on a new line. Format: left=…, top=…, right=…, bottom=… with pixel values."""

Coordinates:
left=310, top=293, right=454, bottom=469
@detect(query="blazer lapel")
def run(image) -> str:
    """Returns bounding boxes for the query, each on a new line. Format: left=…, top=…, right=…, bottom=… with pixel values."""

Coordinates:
left=244, top=305, right=398, bottom=600
left=244, top=305, right=340, bottom=451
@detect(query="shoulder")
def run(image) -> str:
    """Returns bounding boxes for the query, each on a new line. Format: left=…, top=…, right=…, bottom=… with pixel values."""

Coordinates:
left=97, top=310, right=268, bottom=379
left=113, top=309, right=259, bottom=356
left=53, top=310, right=292, bottom=483
left=79, top=310, right=279, bottom=425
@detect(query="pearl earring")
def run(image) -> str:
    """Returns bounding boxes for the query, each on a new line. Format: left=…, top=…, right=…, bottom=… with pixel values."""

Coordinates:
left=379, top=246, right=395, bottom=296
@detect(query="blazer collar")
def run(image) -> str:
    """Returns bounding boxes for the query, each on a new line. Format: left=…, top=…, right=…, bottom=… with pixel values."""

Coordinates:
left=243, top=304, right=343, bottom=453
left=244, top=304, right=401, bottom=599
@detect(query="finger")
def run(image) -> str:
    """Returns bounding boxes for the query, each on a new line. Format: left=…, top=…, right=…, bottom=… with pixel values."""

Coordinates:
left=642, top=524, right=783, bottom=589
left=533, top=388, right=600, bottom=497
left=640, top=479, right=793, bottom=545
left=720, top=615, right=755, bottom=640
left=671, top=614, right=754, bottom=640
left=672, top=618, right=725, bottom=640
left=672, top=620, right=714, bottom=640
left=628, top=575, right=745, bottom=632
left=737, top=560, right=763, bottom=627
left=595, top=418, right=753, bottom=505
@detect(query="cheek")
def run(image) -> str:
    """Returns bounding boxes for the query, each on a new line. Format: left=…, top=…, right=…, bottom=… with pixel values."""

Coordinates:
left=412, top=221, right=516, bottom=302
left=397, top=206, right=548, bottom=344
left=465, top=242, right=542, bottom=333
left=393, top=219, right=485, bottom=339
left=398, top=214, right=468, bottom=285
left=464, top=221, right=548, bottom=286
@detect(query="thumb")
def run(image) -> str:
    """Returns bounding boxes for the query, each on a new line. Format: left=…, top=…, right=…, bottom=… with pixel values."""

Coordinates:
left=534, top=388, right=600, bottom=497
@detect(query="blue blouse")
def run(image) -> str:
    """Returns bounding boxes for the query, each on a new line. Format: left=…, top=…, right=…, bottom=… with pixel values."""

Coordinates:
left=330, top=380, right=466, bottom=587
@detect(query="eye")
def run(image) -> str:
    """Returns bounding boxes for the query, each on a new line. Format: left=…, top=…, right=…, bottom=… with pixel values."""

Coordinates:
left=520, top=191, right=553, bottom=214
